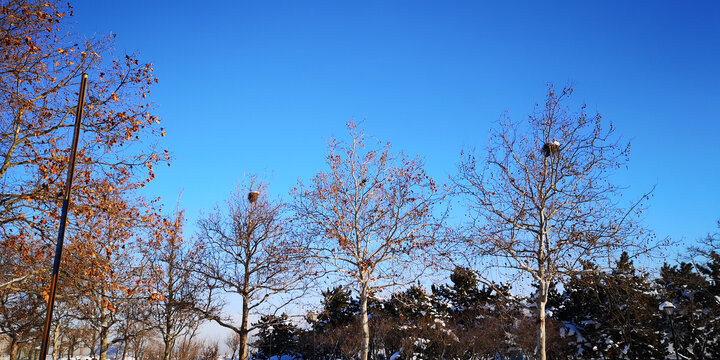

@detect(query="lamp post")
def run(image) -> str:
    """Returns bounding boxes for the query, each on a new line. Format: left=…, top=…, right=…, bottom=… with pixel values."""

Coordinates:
left=660, top=301, right=679, bottom=360
left=268, top=324, right=274, bottom=358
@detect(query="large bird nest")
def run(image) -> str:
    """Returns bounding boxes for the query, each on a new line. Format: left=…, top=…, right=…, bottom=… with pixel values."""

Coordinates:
left=541, top=141, right=560, bottom=157
left=248, top=191, right=260, bottom=203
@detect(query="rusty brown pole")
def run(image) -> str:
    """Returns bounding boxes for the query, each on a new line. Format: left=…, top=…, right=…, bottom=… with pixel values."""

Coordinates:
left=39, top=73, right=88, bottom=360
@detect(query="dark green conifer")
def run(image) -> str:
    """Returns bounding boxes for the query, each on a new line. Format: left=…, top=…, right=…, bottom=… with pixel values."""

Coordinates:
left=251, top=314, right=300, bottom=359
left=559, top=253, right=666, bottom=359
left=658, top=251, right=720, bottom=359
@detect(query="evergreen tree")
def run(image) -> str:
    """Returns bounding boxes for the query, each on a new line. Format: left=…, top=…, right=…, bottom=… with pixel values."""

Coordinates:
left=658, top=252, right=720, bottom=359
left=386, top=284, right=434, bottom=320
left=430, top=267, right=518, bottom=359
left=251, top=314, right=300, bottom=360
left=313, top=286, right=359, bottom=330
left=698, top=252, right=720, bottom=357
left=383, top=284, right=456, bottom=360
left=604, top=253, right=666, bottom=359
left=433, top=267, right=513, bottom=318
left=559, top=253, right=666, bottom=359
left=299, top=286, right=360, bottom=360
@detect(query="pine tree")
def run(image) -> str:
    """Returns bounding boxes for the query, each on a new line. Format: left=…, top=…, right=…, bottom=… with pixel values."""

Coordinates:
left=429, top=267, right=517, bottom=359
left=314, top=286, right=359, bottom=330
left=251, top=314, right=300, bottom=360
left=698, top=252, right=720, bottom=357
left=432, top=267, right=489, bottom=313
left=386, top=284, right=434, bottom=320
left=658, top=251, right=720, bottom=359
left=560, top=253, right=666, bottom=359
left=299, top=286, right=360, bottom=360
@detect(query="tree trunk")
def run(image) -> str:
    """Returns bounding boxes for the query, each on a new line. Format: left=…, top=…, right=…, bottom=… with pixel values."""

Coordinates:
left=239, top=203, right=254, bottom=360
left=163, top=247, right=176, bottom=360
left=90, top=330, right=98, bottom=358
left=163, top=338, right=172, bottom=360
left=120, top=338, right=128, bottom=360
left=536, top=281, right=548, bottom=360
left=100, top=320, right=109, bottom=360
left=162, top=332, right=175, bottom=360
left=537, top=199, right=549, bottom=360
left=9, top=337, right=17, bottom=360
left=360, top=277, right=370, bottom=360
left=53, top=322, right=61, bottom=360
left=239, top=294, right=250, bottom=360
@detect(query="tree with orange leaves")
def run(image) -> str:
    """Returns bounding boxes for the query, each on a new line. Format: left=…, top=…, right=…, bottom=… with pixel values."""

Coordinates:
left=64, top=179, right=159, bottom=360
left=0, top=0, right=166, bottom=293
left=292, top=122, right=442, bottom=360
left=1, top=1, right=165, bottom=355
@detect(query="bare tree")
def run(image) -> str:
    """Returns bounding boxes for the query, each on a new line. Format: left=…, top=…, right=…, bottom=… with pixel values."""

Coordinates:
left=194, top=178, right=313, bottom=360
left=690, top=219, right=720, bottom=260
left=293, top=121, right=441, bottom=360
left=0, top=289, right=43, bottom=359
left=173, top=332, right=204, bottom=360
left=146, top=200, right=206, bottom=360
left=56, top=323, right=92, bottom=360
left=453, top=86, right=652, bottom=360
left=225, top=333, right=241, bottom=360
left=198, top=341, right=220, bottom=360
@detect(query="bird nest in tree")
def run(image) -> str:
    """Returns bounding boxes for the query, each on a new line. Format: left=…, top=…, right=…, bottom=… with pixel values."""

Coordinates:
left=248, top=191, right=260, bottom=203
left=541, top=141, right=560, bottom=157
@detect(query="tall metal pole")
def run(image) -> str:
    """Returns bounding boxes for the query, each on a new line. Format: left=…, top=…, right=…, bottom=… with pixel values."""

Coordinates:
left=39, top=73, right=88, bottom=360
left=669, top=314, right=680, bottom=360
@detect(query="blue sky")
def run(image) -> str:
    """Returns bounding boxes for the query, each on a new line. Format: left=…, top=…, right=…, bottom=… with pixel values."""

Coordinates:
left=69, top=1, right=719, bottom=265
left=70, top=0, right=720, bottom=257
left=68, top=0, right=720, bottom=343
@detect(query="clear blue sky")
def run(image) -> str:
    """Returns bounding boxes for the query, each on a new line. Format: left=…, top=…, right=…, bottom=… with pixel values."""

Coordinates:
left=71, top=1, right=719, bottom=266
